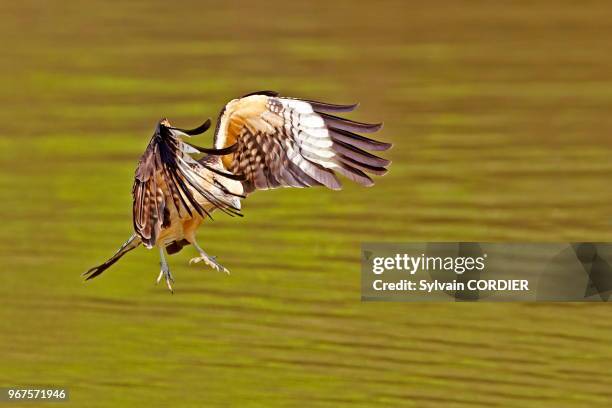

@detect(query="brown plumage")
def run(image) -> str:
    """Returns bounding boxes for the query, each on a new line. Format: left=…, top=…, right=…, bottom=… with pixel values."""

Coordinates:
left=84, top=119, right=244, bottom=289
left=131, top=118, right=243, bottom=248
left=84, top=91, right=391, bottom=292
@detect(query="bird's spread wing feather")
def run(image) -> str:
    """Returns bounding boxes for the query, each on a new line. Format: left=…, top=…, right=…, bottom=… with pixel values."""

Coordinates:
left=132, top=119, right=243, bottom=248
left=213, top=91, right=391, bottom=194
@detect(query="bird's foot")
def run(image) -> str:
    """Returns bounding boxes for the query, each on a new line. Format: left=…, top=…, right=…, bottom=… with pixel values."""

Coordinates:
left=189, top=253, right=230, bottom=274
left=156, top=262, right=175, bottom=293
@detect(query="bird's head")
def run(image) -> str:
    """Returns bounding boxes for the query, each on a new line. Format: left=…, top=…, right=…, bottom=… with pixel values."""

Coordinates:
left=154, top=118, right=178, bottom=141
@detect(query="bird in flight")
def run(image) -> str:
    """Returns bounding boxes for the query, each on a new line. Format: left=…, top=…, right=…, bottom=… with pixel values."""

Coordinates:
left=84, top=91, right=392, bottom=292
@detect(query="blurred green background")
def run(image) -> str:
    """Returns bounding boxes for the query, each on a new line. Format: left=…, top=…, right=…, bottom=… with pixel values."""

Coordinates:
left=1, top=1, right=612, bottom=407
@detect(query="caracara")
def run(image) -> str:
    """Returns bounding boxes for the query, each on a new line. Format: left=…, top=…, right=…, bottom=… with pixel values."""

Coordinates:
left=84, top=91, right=392, bottom=292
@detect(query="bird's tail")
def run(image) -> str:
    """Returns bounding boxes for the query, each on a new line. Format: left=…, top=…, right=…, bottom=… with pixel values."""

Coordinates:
left=82, top=234, right=142, bottom=280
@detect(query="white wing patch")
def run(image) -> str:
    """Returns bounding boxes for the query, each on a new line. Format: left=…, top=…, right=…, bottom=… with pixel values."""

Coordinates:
left=279, top=98, right=336, bottom=167
left=280, top=99, right=314, bottom=114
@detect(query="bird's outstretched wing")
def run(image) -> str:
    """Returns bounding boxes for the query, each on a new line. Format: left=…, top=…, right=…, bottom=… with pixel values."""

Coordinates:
left=133, top=119, right=243, bottom=248
left=213, top=91, right=391, bottom=194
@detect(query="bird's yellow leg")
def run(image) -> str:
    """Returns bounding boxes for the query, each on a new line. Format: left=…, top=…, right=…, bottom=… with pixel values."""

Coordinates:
left=156, top=247, right=174, bottom=292
left=183, top=217, right=230, bottom=274
left=189, top=239, right=230, bottom=275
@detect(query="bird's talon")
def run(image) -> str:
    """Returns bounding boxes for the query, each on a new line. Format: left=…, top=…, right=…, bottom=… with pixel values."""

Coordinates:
left=157, top=260, right=174, bottom=292
left=189, top=254, right=229, bottom=275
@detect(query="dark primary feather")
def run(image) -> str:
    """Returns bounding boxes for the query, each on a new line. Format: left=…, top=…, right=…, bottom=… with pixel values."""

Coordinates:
left=168, top=118, right=211, bottom=136
left=241, top=90, right=280, bottom=98
left=298, top=99, right=359, bottom=113
left=318, top=112, right=383, bottom=133
left=329, top=127, right=391, bottom=151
